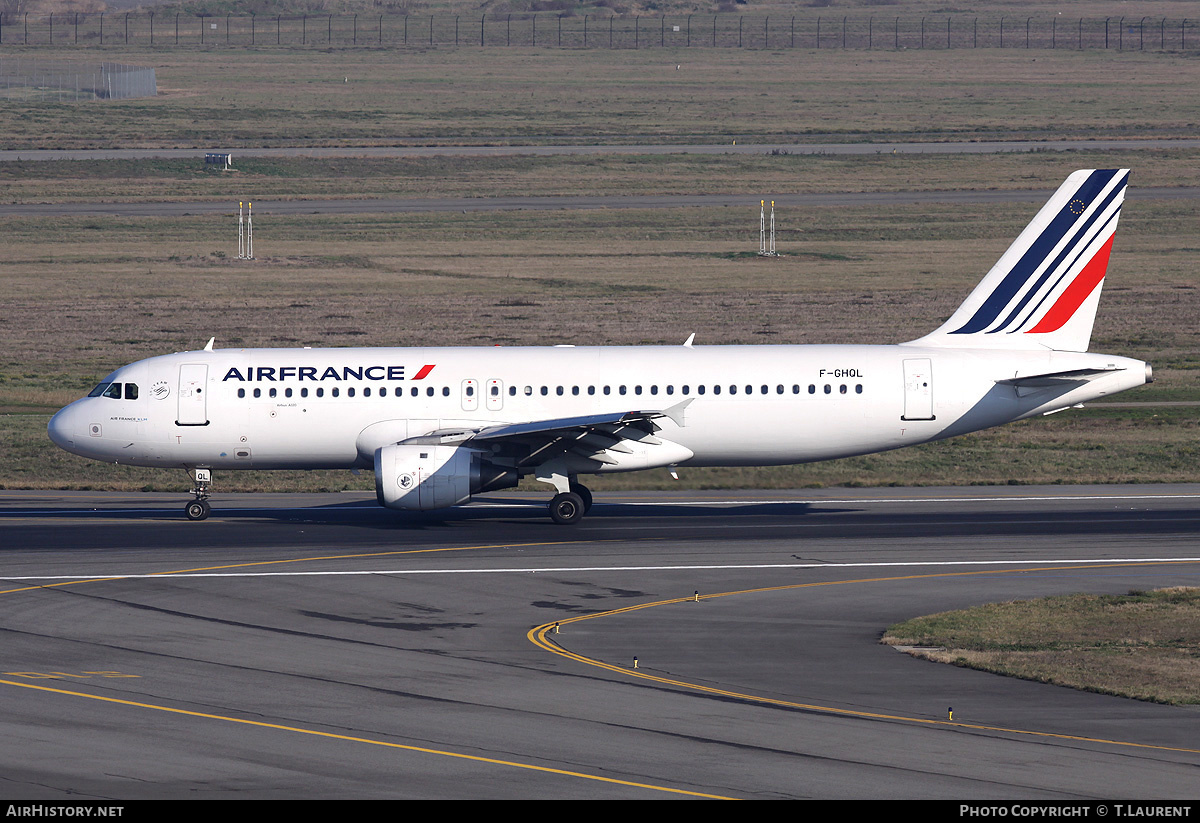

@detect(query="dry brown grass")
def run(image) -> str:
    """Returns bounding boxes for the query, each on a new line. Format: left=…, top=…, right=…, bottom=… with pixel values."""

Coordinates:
left=4, top=46, right=1200, bottom=149
left=2, top=39, right=1198, bottom=490
left=883, top=588, right=1200, bottom=704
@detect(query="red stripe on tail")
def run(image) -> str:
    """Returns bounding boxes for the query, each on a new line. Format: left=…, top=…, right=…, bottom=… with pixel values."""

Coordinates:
left=1026, top=235, right=1115, bottom=335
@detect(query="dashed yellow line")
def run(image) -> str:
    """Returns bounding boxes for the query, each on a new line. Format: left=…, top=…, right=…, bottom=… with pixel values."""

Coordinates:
left=0, top=677, right=731, bottom=799
left=528, top=560, right=1200, bottom=757
left=2, top=537, right=728, bottom=798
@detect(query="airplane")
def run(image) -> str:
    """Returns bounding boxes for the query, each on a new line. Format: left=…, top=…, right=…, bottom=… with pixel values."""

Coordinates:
left=48, top=169, right=1151, bottom=524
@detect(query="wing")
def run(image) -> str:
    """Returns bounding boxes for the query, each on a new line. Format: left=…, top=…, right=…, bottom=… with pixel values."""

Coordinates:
left=400, top=400, right=694, bottom=473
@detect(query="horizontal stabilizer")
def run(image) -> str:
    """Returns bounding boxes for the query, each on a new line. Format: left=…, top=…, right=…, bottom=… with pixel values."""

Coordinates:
left=996, top=366, right=1124, bottom=397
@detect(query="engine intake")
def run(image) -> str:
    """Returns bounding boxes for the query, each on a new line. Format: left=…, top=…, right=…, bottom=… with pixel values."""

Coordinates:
left=374, top=443, right=517, bottom=511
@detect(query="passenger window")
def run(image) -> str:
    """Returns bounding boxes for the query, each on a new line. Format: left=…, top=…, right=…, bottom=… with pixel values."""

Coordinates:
left=698, top=385, right=706, bottom=395
left=840, top=384, right=847, bottom=394
left=556, top=386, right=564, bottom=396
left=856, top=384, right=863, bottom=394
left=442, top=387, right=450, bottom=397
left=301, top=388, right=309, bottom=398
left=776, top=385, right=784, bottom=394
left=588, top=386, right=595, bottom=396
left=824, top=384, right=831, bottom=394
left=540, top=386, right=548, bottom=396
left=412, top=387, right=419, bottom=397
left=714, top=385, right=721, bottom=395
left=650, top=386, right=658, bottom=396
left=332, top=388, right=340, bottom=398
left=238, top=388, right=246, bottom=398
left=427, top=387, right=435, bottom=397
left=269, top=388, right=277, bottom=398
left=619, top=386, right=627, bottom=395
left=729, top=385, right=737, bottom=395
left=666, top=385, right=674, bottom=395
left=286, top=387, right=293, bottom=398
left=253, top=388, right=262, bottom=398
left=808, top=385, right=816, bottom=394
left=572, top=386, right=579, bottom=396
left=466, top=386, right=474, bottom=397
left=124, top=384, right=138, bottom=400
left=603, top=386, right=611, bottom=395
left=317, top=388, right=324, bottom=398
left=635, top=386, right=643, bottom=396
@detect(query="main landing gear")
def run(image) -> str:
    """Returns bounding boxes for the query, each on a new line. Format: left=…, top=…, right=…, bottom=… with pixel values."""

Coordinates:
left=185, top=468, right=212, bottom=521
left=548, top=482, right=593, bottom=525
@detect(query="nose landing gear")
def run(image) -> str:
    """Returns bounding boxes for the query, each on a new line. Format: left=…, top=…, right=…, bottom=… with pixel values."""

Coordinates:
left=185, top=468, right=212, bottom=521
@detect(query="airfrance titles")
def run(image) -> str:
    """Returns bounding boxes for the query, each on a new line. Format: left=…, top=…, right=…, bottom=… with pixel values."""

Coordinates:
left=222, top=364, right=435, bottom=383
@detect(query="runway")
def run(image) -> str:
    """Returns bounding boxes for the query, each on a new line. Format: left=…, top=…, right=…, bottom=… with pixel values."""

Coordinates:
left=4, top=138, right=1200, bottom=162
left=2, top=486, right=1199, bottom=799
left=1, top=187, right=1197, bottom=219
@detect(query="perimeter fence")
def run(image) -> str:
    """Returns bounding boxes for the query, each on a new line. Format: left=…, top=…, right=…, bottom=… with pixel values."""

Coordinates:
left=0, top=56, right=156, bottom=99
left=0, top=13, right=1195, bottom=51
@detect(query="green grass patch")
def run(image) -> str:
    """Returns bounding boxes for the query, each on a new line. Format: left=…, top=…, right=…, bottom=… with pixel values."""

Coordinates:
left=882, top=588, right=1200, bottom=705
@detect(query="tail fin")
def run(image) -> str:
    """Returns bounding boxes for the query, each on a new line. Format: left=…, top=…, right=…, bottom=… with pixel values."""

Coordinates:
left=909, top=169, right=1128, bottom=353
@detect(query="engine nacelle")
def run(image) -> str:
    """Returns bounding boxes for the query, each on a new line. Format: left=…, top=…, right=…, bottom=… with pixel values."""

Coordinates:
left=374, top=443, right=517, bottom=511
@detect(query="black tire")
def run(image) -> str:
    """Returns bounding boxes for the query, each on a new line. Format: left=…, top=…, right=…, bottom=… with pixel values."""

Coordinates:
left=569, top=483, right=593, bottom=514
left=185, top=500, right=211, bottom=521
left=549, top=492, right=585, bottom=525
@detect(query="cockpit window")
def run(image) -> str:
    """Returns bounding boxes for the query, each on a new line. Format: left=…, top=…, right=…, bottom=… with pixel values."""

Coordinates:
left=88, top=383, right=110, bottom=397
left=124, top=383, right=138, bottom=400
left=102, top=383, right=123, bottom=399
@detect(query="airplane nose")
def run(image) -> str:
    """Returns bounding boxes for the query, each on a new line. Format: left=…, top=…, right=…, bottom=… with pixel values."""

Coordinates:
left=48, top=405, right=77, bottom=451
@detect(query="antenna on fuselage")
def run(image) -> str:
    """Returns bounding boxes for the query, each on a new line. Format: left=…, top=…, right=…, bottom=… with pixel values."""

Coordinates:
left=203, top=337, right=215, bottom=352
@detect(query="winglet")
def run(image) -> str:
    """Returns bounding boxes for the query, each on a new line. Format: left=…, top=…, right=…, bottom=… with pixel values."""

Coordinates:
left=203, top=337, right=215, bottom=352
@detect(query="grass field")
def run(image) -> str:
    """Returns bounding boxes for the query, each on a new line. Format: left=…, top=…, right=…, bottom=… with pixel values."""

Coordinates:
left=1, top=39, right=1197, bottom=491
left=3, top=47, right=1200, bottom=149
left=882, top=588, right=1200, bottom=705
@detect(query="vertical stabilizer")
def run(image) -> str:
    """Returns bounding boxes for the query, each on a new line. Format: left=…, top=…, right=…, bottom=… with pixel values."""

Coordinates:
left=909, top=169, right=1128, bottom=352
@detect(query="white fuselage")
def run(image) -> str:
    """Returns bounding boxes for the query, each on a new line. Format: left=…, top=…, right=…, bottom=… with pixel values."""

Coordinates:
left=48, top=343, right=1149, bottom=474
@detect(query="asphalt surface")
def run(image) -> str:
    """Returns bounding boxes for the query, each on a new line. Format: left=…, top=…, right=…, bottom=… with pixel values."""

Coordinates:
left=1, top=186, right=1197, bottom=219
left=4, top=138, right=1200, bottom=162
left=3, top=138, right=1195, bottom=218
left=2, top=485, right=1198, bottom=799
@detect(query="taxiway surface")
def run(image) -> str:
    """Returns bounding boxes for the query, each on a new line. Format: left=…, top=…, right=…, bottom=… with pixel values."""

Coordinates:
left=2, top=486, right=1198, bottom=799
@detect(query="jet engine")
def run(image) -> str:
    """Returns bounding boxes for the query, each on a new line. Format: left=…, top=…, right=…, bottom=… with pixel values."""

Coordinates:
left=374, top=443, right=518, bottom=511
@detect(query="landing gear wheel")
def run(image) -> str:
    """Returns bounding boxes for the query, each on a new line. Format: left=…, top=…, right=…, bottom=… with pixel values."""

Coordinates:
left=569, top=483, right=593, bottom=514
left=549, top=491, right=585, bottom=525
left=185, top=500, right=211, bottom=521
